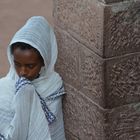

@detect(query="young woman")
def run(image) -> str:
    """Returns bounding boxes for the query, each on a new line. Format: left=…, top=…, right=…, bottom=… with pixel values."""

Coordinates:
left=0, top=16, right=66, bottom=140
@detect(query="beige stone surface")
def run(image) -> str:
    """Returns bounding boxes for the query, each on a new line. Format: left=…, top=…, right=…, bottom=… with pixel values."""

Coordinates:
left=0, top=0, right=53, bottom=76
left=63, top=83, right=105, bottom=140
left=54, top=0, right=140, bottom=139
left=53, top=0, right=140, bottom=58
left=55, top=27, right=105, bottom=107
left=55, top=27, right=80, bottom=90
left=105, top=103, right=140, bottom=140
left=106, top=53, right=140, bottom=108
left=104, top=1, right=140, bottom=57
left=79, top=44, right=104, bottom=107
left=53, top=0, right=104, bottom=56
left=65, top=130, right=79, bottom=140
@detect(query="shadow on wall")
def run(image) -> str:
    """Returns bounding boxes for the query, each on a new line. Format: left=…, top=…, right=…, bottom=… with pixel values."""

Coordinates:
left=0, top=0, right=53, bottom=76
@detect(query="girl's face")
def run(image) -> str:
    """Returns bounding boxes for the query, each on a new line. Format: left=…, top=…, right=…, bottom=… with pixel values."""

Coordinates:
left=13, top=47, right=44, bottom=81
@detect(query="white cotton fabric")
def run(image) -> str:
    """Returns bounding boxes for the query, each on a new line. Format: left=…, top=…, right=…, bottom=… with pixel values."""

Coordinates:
left=0, top=16, right=66, bottom=140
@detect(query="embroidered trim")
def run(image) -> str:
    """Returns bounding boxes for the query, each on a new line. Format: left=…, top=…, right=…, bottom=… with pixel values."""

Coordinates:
left=15, top=77, right=31, bottom=94
left=37, top=84, right=66, bottom=125
left=45, top=84, right=66, bottom=101
left=37, top=93, right=56, bottom=125
left=15, top=77, right=66, bottom=125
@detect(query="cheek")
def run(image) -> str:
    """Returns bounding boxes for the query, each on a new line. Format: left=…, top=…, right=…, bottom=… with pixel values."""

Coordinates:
left=26, top=69, right=40, bottom=80
left=30, top=66, right=42, bottom=76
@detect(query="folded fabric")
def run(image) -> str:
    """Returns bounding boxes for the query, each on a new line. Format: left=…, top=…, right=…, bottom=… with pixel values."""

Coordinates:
left=0, top=16, right=66, bottom=140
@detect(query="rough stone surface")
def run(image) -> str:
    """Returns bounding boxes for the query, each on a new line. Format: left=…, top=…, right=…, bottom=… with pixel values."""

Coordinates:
left=65, top=130, right=79, bottom=140
left=105, top=103, right=140, bottom=140
left=105, top=53, right=140, bottom=108
left=104, top=1, right=140, bottom=58
left=55, top=27, right=105, bottom=107
left=63, top=83, right=105, bottom=140
left=79, top=46, right=105, bottom=107
left=53, top=0, right=104, bottom=56
left=55, top=27, right=80, bottom=89
left=54, top=0, right=140, bottom=139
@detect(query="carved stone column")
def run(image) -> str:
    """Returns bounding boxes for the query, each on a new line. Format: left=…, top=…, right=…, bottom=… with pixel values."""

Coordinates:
left=53, top=0, right=140, bottom=139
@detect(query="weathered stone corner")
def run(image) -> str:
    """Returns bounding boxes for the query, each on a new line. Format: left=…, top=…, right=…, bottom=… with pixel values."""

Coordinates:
left=53, top=0, right=140, bottom=139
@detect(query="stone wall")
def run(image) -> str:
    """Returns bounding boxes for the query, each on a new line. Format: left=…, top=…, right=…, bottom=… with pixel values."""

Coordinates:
left=53, top=0, right=140, bottom=139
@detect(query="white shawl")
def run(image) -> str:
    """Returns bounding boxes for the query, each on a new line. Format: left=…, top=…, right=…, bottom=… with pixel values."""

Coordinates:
left=0, top=16, right=65, bottom=140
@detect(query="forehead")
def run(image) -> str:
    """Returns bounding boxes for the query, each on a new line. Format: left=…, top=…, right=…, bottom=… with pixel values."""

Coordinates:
left=13, top=47, right=41, bottom=62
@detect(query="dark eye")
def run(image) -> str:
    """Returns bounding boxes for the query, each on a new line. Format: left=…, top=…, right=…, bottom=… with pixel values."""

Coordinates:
left=27, top=64, right=35, bottom=69
left=14, top=62, right=21, bottom=67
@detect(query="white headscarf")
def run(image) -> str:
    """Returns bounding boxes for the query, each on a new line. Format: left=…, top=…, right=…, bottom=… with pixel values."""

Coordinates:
left=0, top=16, right=65, bottom=140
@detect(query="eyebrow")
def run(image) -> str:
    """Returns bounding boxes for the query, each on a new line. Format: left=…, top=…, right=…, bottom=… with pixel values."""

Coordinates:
left=13, top=60, right=37, bottom=65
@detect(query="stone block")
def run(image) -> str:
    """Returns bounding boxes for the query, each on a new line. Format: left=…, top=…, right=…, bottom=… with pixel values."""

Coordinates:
left=54, top=0, right=140, bottom=58
left=105, top=53, right=140, bottom=108
left=63, top=83, right=105, bottom=140
left=53, top=0, right=104, bottom=56
left=105, top=103, right=140, bottom=140
left=79, top=46, right=105, bottom=107
left=104, top=1, right=140, bottom=57
left=55, top=27, right=105, bottom=106
left=55, top=27, right=80, bottom=89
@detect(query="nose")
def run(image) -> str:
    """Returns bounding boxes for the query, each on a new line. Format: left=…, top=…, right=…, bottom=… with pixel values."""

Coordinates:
left=19, top=67, right=28, bottom=77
